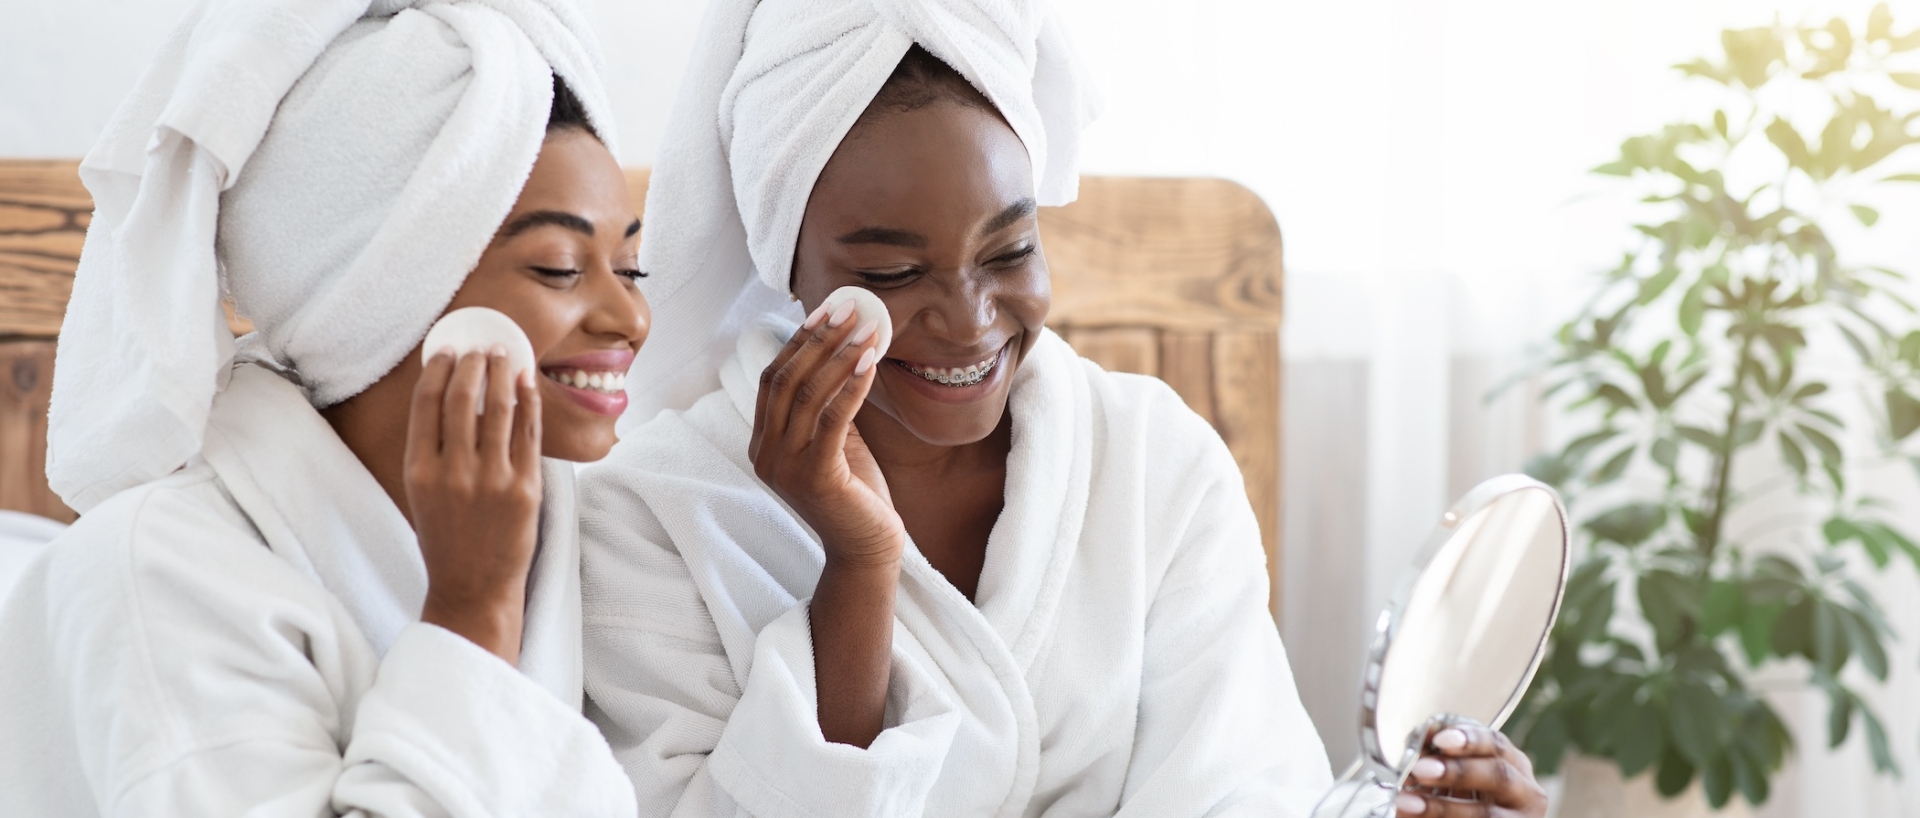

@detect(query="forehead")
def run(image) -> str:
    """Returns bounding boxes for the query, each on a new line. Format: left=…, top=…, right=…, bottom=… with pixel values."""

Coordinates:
left=510, top=130, right=630, bottom=220
left=809, top=101, right=1034, bottom=233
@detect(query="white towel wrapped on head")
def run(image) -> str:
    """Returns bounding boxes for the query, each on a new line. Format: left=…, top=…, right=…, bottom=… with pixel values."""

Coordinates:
left=622, top=0, right=1101, bottom=429
left=48, top=0, right=617, bottom=513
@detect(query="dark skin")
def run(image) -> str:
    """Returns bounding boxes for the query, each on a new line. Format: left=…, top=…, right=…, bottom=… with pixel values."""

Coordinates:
left=750, top=95, right=1044, bottom=750
left=323, top=127, right=649, bottom=665
left=753, top=90, right=1547, bottom=817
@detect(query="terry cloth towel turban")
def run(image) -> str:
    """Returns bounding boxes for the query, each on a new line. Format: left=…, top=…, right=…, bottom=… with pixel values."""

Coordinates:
left=47, top=0, right=617, bottom=513
left=620, top=0, right=1100, bottom=430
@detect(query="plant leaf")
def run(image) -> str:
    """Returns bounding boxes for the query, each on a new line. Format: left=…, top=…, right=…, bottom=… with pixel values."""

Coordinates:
left=1837, top=606, right=1889, bottom=681
left=1861, top=706, right=1900, bottom=775
left=1702, top=579, right=1742, bottom=635
left=1589, top=446, right=1635, bottom=485
left=1851, top=204, right=1881, bottom=227
left=1655, top=744, right=1697, bottom=797
left=1524, top=706, right=1573, bottom=775
left=1738, top=603, right=1785, bottom=666
left=1588, top=503, right=1668, bottom=546
left=1778, top=432, right=1808, bottom=476
left=1797, top=424, right=1843, bottom=468
left=1669, top=681, right=1725, bottom=767
left=1618, top=699, right=1666, bottom=776
left=1887, top=390, right=1920, bottom=440
left=1524, top=453, right=1572, bottom=488
left=1678, top=425, right=1724, bottom=452
left=1766, top=118, right=1813, bottom=173
left=1825, top=684, right=1854, bottom=748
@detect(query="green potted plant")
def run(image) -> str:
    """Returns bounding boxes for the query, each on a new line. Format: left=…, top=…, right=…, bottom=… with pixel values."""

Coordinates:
left=1503, top=6, right=1920, bottom=814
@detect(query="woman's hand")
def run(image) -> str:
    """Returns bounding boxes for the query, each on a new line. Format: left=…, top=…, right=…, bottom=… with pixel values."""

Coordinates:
left=405, top=348, right=543, bottom=665
left=1396, top=717, right=1548, bottom=818
left=748, top=300, right=900, bottom=567
left=749, top=299, right=896, bottom=749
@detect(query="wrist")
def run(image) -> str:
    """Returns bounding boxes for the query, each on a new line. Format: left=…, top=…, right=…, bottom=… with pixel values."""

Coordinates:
left=822, top=541, right=904, bottom=575
left=421, top=589, right=525, bottom=663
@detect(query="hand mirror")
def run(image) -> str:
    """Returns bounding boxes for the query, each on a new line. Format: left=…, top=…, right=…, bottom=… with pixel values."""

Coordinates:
left=1311, top=474, right=1570, bottom=818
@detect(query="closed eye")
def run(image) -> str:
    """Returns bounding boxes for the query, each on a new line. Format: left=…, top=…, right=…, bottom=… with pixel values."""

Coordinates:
left=855, top=267, right=921, bottom=286
left=532, top=266, right=580, bottom=279
left=618, top=268, right=648, bottom=281
left=990, top=245, right=1037, bottom=266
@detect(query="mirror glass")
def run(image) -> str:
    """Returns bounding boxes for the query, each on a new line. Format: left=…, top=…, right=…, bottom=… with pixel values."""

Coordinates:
left=1313, top=474, right=1569, bottom=818
left=1371, top=481, right=1567, bottom=764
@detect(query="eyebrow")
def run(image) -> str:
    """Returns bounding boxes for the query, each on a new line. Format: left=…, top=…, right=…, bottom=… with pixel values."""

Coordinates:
left=980, top=197, right=1038, bottom=237
left=833, top=198, right=1039, bottom=249
left=498, top=210, right=596, bottom=239
left=836, top=226, right=927, bottom=248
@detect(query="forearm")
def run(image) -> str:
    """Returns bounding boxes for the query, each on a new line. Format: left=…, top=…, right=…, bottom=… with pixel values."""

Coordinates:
left=808, top=555, right=900, bottom=748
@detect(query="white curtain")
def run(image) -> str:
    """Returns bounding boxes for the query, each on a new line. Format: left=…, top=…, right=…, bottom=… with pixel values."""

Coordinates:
left=4, top=0, right=1917, bottom=814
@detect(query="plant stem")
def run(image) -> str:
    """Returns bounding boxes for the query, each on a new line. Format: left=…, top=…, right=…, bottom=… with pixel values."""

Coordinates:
left=1700, top=333, right=1757, bottom=566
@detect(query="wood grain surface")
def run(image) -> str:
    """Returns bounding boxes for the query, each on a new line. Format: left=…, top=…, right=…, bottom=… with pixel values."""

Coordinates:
left=0, top=340, right=73, bottom=522
left=0, top=163, right=1284, bottom=617
left=0, top=161, right=86, bottom=339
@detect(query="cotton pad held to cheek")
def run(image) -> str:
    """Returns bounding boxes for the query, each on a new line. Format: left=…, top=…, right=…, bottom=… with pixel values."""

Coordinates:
left=822, top=285, right=892, bottom=359
left=421, top=307, right=538, bottom=403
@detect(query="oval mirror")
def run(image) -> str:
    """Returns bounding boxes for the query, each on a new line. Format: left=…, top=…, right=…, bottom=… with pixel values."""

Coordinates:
left=1313, top=474, right=1570, bottom=818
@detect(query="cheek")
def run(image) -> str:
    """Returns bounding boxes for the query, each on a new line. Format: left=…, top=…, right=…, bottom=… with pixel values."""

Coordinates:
left=1006, top=262, right=1052, bottom=332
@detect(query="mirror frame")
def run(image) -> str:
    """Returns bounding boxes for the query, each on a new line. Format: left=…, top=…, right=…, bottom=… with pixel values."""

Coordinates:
left=1353, top=473, right=1571, bottom=784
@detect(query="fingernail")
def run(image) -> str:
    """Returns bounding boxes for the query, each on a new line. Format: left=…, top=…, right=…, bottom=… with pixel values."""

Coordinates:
left=827, top=299, right=856, bottom=327
left=849, top=319, right=877, bottom=346
left=1412, top=757, right=1445, bottom=781
left=1395, top=794, right=1427, bottom=815
left=803, top=301, right=829, bottom=329
left=489, top=344, right=506, bottom=358
left=1434, top=729, right=1467, bottom=751
left=853, top=347, right=877, bottom=375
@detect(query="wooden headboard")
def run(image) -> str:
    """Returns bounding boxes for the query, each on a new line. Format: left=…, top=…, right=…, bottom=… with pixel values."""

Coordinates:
left=0, top=161, right=1284, bottom=611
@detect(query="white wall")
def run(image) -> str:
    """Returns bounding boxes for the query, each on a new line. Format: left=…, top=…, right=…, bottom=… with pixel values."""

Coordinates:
left=5, top=1, right=1918, bottom=814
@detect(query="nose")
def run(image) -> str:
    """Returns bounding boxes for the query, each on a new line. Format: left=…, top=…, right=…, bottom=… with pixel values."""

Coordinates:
left=583, top=266, right=651, bottom=350
left=922, top=274, right=997, bottom=348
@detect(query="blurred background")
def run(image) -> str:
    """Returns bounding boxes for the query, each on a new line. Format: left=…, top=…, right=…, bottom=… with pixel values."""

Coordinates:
left=4, top=0, right=1917, bottom=815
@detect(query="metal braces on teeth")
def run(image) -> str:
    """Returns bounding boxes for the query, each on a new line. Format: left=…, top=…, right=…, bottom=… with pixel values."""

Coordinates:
left=906, top=355, right=997, bottom=387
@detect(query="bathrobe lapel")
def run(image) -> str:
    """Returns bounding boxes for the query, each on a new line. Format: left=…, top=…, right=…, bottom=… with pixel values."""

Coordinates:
left=680, top=318, right=1107, bottom=815
left=197, top=363, right=584, bottom=703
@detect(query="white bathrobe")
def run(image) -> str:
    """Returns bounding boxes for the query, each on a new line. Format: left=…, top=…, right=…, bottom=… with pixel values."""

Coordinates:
left=0, top=363, right=635, bottom=817
left=581, top=320, right=1332, bottom=817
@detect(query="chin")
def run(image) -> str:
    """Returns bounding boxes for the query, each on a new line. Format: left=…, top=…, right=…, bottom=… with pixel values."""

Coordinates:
left=540, top=427, right=618, bottom=463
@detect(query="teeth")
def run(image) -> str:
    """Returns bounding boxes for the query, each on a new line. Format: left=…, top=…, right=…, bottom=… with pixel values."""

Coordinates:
left=901, top=354, right=997, bottom=387
left=544, top=368, right=626, bottom=394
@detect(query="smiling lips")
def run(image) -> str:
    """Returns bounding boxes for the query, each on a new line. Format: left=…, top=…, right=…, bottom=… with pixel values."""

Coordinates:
left=544, top=367, right=626, bottom=394
left=891, top=347, right=1002, bottom=387
left=539, top=349, right=634, bottom=416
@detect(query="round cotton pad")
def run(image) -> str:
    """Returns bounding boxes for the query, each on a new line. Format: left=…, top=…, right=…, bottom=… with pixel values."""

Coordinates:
left=421, top=307, right=538, bottom=376
left=823, top=286, right=892, bottom=359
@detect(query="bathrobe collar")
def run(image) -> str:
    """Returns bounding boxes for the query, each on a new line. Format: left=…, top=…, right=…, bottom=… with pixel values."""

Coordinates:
left=197, top=362, right=584, bottom=704
left=715, top=316, right=1092, bottom=670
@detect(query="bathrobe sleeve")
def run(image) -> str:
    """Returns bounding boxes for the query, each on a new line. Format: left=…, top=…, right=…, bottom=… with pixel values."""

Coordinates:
left=41, top=477, right=634, bottom=817
left=1114, top=401, right=1334, bottom=818
left=581, top=481, right=960, bottom=818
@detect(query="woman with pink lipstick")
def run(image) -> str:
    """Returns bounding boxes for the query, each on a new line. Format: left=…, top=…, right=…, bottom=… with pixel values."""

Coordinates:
left=0, top=1, right=646, bottom=814
left=580, top=1, right=1547, bottom=817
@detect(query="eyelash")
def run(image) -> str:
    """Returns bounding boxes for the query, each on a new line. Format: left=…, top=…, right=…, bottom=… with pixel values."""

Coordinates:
left=992, top=245, right=1037, bottom=266
left=532, top=266, right=649, bottom=281
left=853, top=246, right=1036, bottom=283
left=855, top=268, right=921, bottom=285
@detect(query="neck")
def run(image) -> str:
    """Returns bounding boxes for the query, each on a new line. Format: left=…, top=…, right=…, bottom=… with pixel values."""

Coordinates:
left=320, top=375, right=416, bottom=527
left=853, top=402, right=1012, bottom=477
